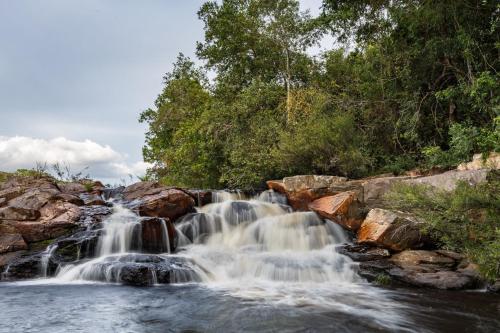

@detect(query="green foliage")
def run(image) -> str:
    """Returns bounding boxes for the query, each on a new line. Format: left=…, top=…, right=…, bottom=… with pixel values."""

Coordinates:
left=386, top=175, right=500, bottom=281
left=374, top=273, right=391, bottom=286
left=140, top=0, right=499, bottom=188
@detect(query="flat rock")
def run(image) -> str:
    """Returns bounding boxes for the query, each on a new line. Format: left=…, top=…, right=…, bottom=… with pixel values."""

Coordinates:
left=308, top=191, right=365, bottom=231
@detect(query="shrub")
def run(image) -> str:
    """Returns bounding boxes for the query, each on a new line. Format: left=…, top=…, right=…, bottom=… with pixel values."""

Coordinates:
left=385, top=173, right=500, bottom=281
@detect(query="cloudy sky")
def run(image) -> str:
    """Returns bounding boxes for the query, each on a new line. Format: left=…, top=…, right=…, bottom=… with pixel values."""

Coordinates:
left=0, top=0, right=327, bottom=184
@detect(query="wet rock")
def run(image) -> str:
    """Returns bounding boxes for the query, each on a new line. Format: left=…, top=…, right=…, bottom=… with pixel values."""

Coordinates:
left=184, top=189, right=212, bottom=207
left=102, top=186, right=125, bottom=201
left=337, top=244, right=390, bottom=262
left=78, top=205, right=113, bottom=226
left=357, top=209, right=423, bottom=251
left=257, top=190, right=288, bottom=205
left=308, top=191, right=365, bottom=231
left=388, top=268, right=476, bottom=290
left=138, top=217, right=177, bottom=253
left=176, top=213, right=222, bottom=243
left=487, top=280, right=500, bottom=293
left=127, top=188, right=195, bottom=221
left=0, top=206, right=40, bottom=221
left=53, top=230, right=101, bottom=262
left=79, top=193, right=106, bottom=206
left=2, top=252, right=59, bottom=280
left=0, top=250, right=26, bottom=273
left=221, top=201, right=258, bottom=225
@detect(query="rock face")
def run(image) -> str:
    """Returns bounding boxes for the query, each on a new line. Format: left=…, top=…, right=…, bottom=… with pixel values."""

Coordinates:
left=128, top=188, right=195, bottom=221
left=0, top=224, right=27, bottom=253
left=404, top=169, right=490, bottom=191
left=357, top=208, right=423, bottom=251
left=138, top=217, right=177, bottom=253
left=361, top=176, right=410, bottom=207
left=308, top=191, right=365, bottom=231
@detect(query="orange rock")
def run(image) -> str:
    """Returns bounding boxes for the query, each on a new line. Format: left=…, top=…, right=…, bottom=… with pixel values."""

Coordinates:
left=266, top=180, right=286, bottom=194
left=357, top=208, right=423, bottom=251
left=308, top=191, right=364, bottom=231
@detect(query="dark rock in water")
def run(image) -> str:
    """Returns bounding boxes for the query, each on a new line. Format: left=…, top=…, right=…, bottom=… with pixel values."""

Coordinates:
left=102, top=186, right=125, bottom=201
left=137, top=217, right=177, bottom=253
left=79, top=205, right=113, bottom=226
left=176, top=213, right=222, bottom=243
left=337, top=244, right=390, bottom=262
left=53, top=230, right=101, bottom=262
left=487, top=280, right=500, bottom=293
left=0, top=250, right=26, bottom=273
left=70, top=254, right=202, bottom=286
left=219, top=201, right=257, bottom=225
left=2, top=252, right=59, bottom=280
left=258, top=190, right=288, bottom=205
left=184, top=189, right=212, bottom=207
left=79, top=193, right=106, bottom=206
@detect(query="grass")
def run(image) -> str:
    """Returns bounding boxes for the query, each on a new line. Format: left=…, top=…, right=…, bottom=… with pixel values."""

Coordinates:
left=385, top=171, right=500, bottom=281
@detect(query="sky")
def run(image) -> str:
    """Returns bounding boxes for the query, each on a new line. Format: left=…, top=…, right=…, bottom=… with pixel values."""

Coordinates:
left=0, top=0, right=328, bottom=184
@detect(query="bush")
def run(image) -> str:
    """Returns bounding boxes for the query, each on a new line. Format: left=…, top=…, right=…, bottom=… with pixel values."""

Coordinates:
left=385, top=173, right=500, bottom=281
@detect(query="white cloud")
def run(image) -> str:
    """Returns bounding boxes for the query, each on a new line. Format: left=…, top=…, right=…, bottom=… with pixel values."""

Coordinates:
left=0, top=136, right=152, bottom=183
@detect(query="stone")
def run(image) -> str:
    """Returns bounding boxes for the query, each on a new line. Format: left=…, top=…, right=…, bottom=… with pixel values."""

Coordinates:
left=390, top=250, right=455, bottom=269
left=0, top=206, right=40, bottom=221
left=0, top=250, right=26, bottom=273
left=266, top=180, right=286, bottom=194
left=128, top=188, right=195, bottom=221
left=8, top=188, right=59, bottom=211
left=404, top=169, right=490, bottom=192
left=361, top=176, right=411, bottom=207
left=0, top=224, right=28, bottom=253
left=308, top=191, right=365, bottom=231
left=337, top=244, right=390, bottom=262
left=457, top=152, right=500, bottom=171
left=58, top=182, right=87, bottom=195
left=176, top=213, right=223, bottom=243
left=0, top=186, right=24, bottom=204
left=357, top=208, right=424, bottom=251
left=183, top=190, right=212, bottom=207
left=79, top=193, right=106, bottom=206
left=138, top=217, right=177, bottom=253
left=388, top=268, right=476, bottom=290
left=50, top=193, right=85, bottom=206
left=123, top=181, right=162, bottom=201
left=282, top=175, right=348, bottom=192
left=13, top=219, right=78, bottom=243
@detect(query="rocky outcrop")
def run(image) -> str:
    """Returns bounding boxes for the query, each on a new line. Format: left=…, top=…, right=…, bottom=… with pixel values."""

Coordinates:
left=404, top=169, right=490, bottom=191
left=138, top=217, right=177, bottom=253
left=458, top=152, right=500, bottom=171
left=0, top=224, right=27, bottom=253
left=127, top=188, right=195, bottom=221
left=357, top=208, right=424, bottom=251
left=308, top=191, right=365, bottom=231
left=123, top=181, right=162, bottom=201
left=361, top=176, right=410, bottom=207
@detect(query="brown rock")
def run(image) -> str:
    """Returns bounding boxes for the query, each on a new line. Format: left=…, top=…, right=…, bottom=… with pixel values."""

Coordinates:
left=8, top=188, right=59, bottom=211
left=0, top=186, right=24, bottom=204
left=13, top=220, right=78, bottom=243
left=457, top=152, right=500, bottom=171
left=130, top=189, right=195, bottom=221
left=139, top=217, right=177, bottom=252
left=58, top=182, right=86, bottom=195
left=390, top=250, right=455, bottom=269
left=389, top=269, right=476, bottom=290
left=404, top=169, right=490, bottom=192
left=123, top=181, right=162, bottom=201
left=0, top=206, right=40, bottom=221
left=357, top=208, right=423, bottom=251
left=282, top=175, right=348, bottom=192
left=361, top=176, right=410, bottom=207
left=308, top=191, right=364, bottom=231
left=50, top=193, right=85, bottom=206
left=0, top=224, right=28, bottom=254
left=0, top=250, right=26, bottom=272
left=266, top=180, right=286, bottom=194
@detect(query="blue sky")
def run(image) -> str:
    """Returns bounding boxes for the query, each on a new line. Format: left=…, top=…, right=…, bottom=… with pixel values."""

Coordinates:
left=0, top=0, right=327, bottom=183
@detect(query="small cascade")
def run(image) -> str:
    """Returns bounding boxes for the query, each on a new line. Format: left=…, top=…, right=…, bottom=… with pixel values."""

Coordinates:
left=40, top=244, right=58, bottom=277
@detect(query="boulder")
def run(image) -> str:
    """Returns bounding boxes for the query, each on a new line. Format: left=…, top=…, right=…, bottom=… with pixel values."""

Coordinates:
left=7, top=188, right=59, bottom=211
left=404, top=169, right=490, bottom=192
left=138, top=217, right=177, bottom=253
left=308, top=191, right=365, bottom=231
left=0, top=250, right=26, bottom=273
left=79, top=193, right=106, bottom=206
left=176, top=213, right=222, bottom=244
left=1, top=252, right=59, bottom=280
left=390, top=250, right=455, bottom=269
left=183, top=189, right=212, bottom=207
left=50, top=193, right=84, bottom=206
left=266, top=180, right=286, bottom=194
left=58, top=182, right=87, bottom=195
left=0, top=206, right=40, bottom=221
left=388, top=268, right=476, bottom=290
left=0, top=224, right=28, bottom=253
left=357, top=208, right=423, bottom=251
left=337, top=244, right=390, bottom=262
left=128, top=188, right=195, bottom=221
left=0, top=186, right=24, bottom=205
left=123, top=181, right=162, bottom=201
left=458, top=152, right=500, bottom=171
left=283, top=175, right=348, bottom=192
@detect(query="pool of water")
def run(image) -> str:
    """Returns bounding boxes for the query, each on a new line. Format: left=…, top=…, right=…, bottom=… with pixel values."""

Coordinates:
left=1, top=281, right=498, bottom=333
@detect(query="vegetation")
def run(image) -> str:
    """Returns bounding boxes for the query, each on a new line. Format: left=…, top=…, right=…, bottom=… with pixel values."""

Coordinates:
left=386, top=173, right=500, bottom=281
left=140, top=0, right=499, bottom=188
